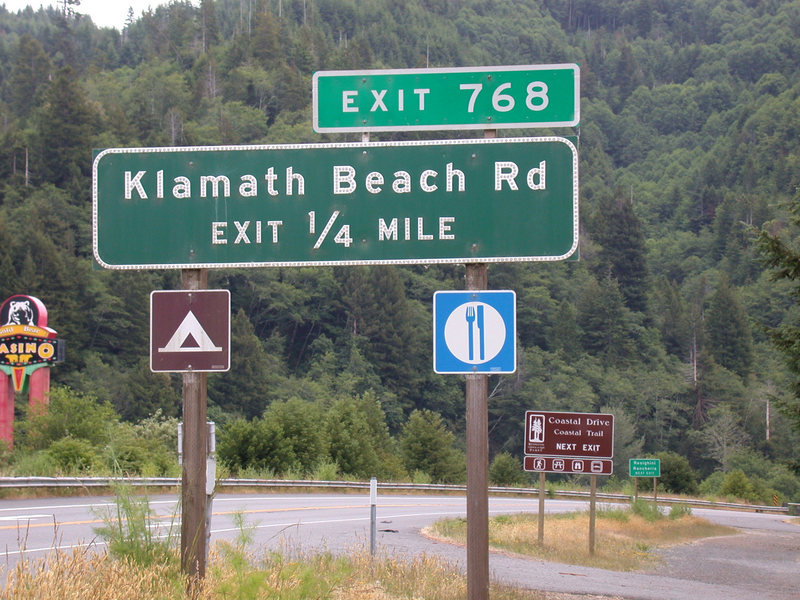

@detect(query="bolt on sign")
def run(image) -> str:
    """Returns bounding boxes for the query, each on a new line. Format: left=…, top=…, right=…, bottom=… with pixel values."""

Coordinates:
left=313, top=64, right=580, bottom=132
left=524, top=411, right=614, bottom=459
left=93, top=137, right=578, bottom=270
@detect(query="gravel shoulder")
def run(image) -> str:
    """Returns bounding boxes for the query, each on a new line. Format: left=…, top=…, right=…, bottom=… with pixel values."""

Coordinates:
left=405, top=512, right=800, bottom=600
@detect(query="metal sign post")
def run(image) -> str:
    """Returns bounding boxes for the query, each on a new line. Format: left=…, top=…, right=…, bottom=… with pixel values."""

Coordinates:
left=538, top=471, right=545, bottom=544
left=589, top=475, right=597, bottom=556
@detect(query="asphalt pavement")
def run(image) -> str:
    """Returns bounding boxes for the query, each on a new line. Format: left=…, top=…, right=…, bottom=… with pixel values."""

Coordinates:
left=0, top=493, right=796, bottom=599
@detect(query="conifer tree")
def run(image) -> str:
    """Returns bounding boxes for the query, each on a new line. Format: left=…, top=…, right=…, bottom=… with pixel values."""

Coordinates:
left=8, top=34, right=52, bottom=119
left=755, top=198, right=800, bottom=437
left=33, top=66, right=96, bottom=191
left=208, top=309, right=285, bottom=419
left=592, top=191, right=649, bottom=314
left=577, top=275, right=636, bottom=363
left=705, top=275, right=753, bottom=379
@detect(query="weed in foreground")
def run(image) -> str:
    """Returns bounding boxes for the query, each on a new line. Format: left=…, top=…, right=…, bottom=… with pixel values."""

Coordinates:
left=93, top=481, right=179, bottom=569
left=0, top=547, right=183, bottom=600
left=1, top=545, right=558, bottom=600
left=630, top=499, right=664, bottom=522
left=2, top=511, right=557, bottom=600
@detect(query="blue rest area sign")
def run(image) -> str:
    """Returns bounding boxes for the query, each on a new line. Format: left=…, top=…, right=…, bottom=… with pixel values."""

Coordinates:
left=433, top=290, right=516, bottom=374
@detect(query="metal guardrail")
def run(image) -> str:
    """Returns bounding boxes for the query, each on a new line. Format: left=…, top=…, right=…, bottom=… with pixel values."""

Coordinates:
left=0, top=476, right=788, bottom=514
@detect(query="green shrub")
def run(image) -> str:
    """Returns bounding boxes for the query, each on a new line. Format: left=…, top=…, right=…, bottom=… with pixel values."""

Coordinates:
left=489, top=452, right=524, bottom=487
left=597, top=506, right=630, bottom=522
left=768, top=471, right=800, bottom=503
left=630, top=498, right=663, bottom=521
left=412, top=470, right=432, bottom=484
left=263, top=398, right=326, bottom=473
left=47, top=437, right=97, bottom=474
left=655, top=451, right=699, bottom=495
left=699, top=471, right=726, bottom=496
left=17, top=386, right=118, bottom=450
left=217, top=418, right=296, bottom=475
left=10, top=450, right=56, bottom=476
left=727, top=449, right=800, bottom=503
left=400, top=409, right=465, bottom=484
left=669, top=503, right=692, bottom=519
left=311, top=460, right=340, bottom=481
left=719, top=469, right=758, bottom=502
left=103, top=434, right=154, bottom=476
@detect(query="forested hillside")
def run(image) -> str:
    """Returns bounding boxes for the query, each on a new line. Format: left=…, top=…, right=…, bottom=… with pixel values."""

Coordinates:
left=1, top=0, right=800, bottom=502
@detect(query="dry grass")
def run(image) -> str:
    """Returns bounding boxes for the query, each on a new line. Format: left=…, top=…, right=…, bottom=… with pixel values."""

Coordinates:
left=0, top=544, right=597, bottom=600
left=428, top=506, right=736, bottom=571
left=0, top=547, right=182, bottom=600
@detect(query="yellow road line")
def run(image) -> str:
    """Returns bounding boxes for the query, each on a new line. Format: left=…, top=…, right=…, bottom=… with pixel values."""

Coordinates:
left=0, top=502, right=451, bottom=531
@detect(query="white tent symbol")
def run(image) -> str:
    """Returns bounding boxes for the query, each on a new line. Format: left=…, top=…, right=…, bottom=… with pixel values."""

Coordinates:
left=158, top=311, right=222, bottom=353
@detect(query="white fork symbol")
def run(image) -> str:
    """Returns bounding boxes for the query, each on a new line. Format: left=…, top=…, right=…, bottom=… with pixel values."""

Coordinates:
left=465, top=305, right=476, bottom=361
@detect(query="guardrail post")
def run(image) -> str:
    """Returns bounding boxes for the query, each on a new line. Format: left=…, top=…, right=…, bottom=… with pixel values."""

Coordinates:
left=370, top=477, right=377, bottom=556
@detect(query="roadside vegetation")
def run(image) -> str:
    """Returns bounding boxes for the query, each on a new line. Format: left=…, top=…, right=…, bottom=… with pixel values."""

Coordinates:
left=428, top=500, right=736, bottom=571
left=0, top=547, right=581, bottom=600
left=1, top=487, right=568, bottom=600
left=0, top=488, right=739, bottom=598
left=1, top=389, right=791, bottom=511
left=0, top=386, right=792, bottom=513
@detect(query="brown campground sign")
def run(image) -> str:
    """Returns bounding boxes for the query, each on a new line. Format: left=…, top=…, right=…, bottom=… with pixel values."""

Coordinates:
left=150, top=290, right=230, bottom=373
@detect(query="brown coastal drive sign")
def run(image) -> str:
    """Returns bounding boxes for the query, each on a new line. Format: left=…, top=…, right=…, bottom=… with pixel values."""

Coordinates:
left=524, top=410, right=614, bottom=459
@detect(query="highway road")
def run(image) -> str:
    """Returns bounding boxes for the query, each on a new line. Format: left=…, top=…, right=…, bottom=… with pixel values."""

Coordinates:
left=0, top=492, right=797, bottom=599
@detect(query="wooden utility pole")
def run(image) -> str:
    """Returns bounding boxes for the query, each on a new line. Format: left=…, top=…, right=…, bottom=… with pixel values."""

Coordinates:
left=465, top=126, right=496, bottom=600
left=465, top=262, right=489, bottom=600
left=180, top=269, right=209, bottom=589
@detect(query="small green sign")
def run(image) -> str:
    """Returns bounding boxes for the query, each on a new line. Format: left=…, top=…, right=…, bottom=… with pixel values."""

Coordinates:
left=313, top=64, right=579, bottom=132
left=629, top=458, right=661, bottom=478
left=93, top=137, right=578, bottom=270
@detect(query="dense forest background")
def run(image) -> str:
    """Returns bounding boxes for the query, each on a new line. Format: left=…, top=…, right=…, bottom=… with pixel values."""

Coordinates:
left=2, top=0, right=800, bottom=502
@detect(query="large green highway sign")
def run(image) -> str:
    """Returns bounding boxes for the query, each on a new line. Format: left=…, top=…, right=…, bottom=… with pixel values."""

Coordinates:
left=313, top=64, right=579, bottom=133
left=92, top=137, right=578, bottom=270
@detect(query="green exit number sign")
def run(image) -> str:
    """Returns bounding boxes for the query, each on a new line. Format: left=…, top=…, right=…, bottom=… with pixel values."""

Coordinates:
left=313, top=64, right=579, bottom=133
left=629, top=458, right=661, bottom=478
